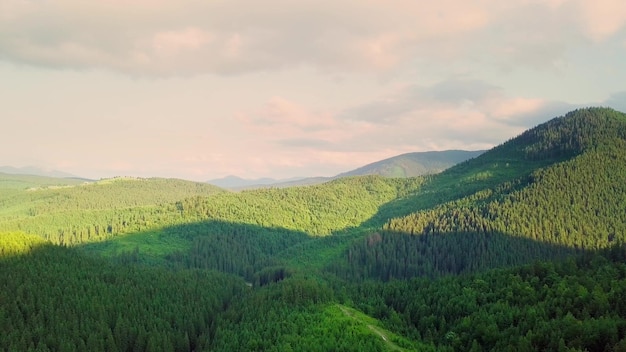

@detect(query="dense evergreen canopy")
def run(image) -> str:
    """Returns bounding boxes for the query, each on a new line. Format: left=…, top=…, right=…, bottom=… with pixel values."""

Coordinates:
left=1, top=107, right=626, bottom=351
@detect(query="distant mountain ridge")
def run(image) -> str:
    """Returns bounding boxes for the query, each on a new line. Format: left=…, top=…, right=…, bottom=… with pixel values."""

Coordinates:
left=209, top=150, right=484, bottom=189
left=0, top=166, right=77, bottom=178
left=336, top=150, right=485, bottom=178
left=3, top=107, right=626, bottom=352
left=207, top=175, right=307, bottom=189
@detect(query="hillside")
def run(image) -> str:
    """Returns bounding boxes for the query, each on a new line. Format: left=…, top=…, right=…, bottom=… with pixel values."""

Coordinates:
left=209, top=150, right=482, bottom=189
left=332, top=107, right=626, bottom=279
left=337, top=150, right=484, bottom=178
left=0, top=172, right=89, bottom=190
left=265, top=150, right=483, bottom=189
left=2, top=236, right=625, bottom=351
left=3, top=108, right=624, bottom=265
left=0, top=177, right=226, bottom=244
left=2, top=107, right=626, bottom=351
left=70, top=107, right=626, bottom=282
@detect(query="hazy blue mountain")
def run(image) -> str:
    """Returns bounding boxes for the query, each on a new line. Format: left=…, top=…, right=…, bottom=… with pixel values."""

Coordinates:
left=218, top=149, right=484, bottom=189
left=266, top=176, right=333, bottom=189
left=207, top=175, right=306, bottom=189
left=0, top=166, right=78, bottom=178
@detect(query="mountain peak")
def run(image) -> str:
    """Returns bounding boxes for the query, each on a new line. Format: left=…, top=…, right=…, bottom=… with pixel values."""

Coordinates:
left=519, top=107, right=626, bottom=159
left=336, top=150, right=485, bottom=178
left=478, top=107, right=626, bottom=165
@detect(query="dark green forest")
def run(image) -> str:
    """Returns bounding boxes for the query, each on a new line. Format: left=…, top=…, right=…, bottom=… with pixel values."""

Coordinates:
left=2, top=107, right=626, bottom=351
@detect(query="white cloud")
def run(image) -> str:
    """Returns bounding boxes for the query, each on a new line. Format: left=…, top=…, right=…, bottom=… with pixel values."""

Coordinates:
left=577, top=0, right=626, bottom=41
left=604, top=91, right=626, bottom=112
left=1, top=0, right=624, bottom=180
left=340, top=78, right=582, bottom=148
left=236, top=80, right=573, bottom=166
left=4, top=0, right=615, bottom=76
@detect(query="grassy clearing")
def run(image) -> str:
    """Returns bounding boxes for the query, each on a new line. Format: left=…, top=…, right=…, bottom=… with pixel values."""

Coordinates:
left=79, top=230, right=191, bottom=265
left=333, top=304, right=429, bottom=351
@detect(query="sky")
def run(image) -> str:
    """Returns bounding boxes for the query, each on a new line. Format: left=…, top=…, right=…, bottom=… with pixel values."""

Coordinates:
left=1, top=0, right=626, bottom=181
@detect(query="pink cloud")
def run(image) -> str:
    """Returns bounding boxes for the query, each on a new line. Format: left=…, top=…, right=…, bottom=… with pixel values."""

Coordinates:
left=337, top=78, right=564, bottom=150
left=490, top=97, right=545, bottom=119
left=225, top=81, right=562, bottom=178
left=577, top=0, right=626, bottom=41
left=229, top=96, right=411, bottom=176
left=2, top=0, right=617, bottom=77
left=354, top=34, right=402, bottom=70
left=0, top=0, right=494, bottom=76
left=237, top=97, right=345, bottom=145
left=152, top=27, right=214, bottom=53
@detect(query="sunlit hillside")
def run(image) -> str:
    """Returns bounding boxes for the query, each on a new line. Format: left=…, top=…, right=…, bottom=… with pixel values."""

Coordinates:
left=2, top=108, right=626, bottom=351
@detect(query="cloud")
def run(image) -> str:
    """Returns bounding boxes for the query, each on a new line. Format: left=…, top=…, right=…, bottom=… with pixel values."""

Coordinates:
left=603, top=91, right=626, bottom=112
left=244, top=96, right=336, bottom=130
left=577, top=0, right=626, bottom=41
left=338, top=78, right=578, bottom=147
left=278, top=138, right=336, bottom=149
left=236, top=96, right=352, bottom=148
left=233, top=80, right=575, bottom=176
left=2, top=0, right=623, bottom=181
left=152, top=28, right=215, bottom=53
left=340, top=79, right=505, bottom=125
left=3, top=0, right=620, bottom=76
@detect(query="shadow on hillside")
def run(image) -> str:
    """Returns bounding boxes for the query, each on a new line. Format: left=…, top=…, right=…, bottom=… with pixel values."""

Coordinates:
left=78, top=219, right=320, bottom=284
left=327, top=230, right=583, bottom=281
left=66, top=143, right=594, bottom=285
left=73, top=216, right=591, bottom=288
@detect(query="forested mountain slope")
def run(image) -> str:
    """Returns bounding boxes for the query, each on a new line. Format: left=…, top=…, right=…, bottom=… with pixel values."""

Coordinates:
left=2, top=107, right=626, bottom=351
left=0, top=244, right=246, bottom=351
left=0, top=177, right=224, bottom=243
left=0, top=174, right=424, bottom=246
left=78, top=176, right=426, bottom=276
left=337, top=150, right=484, bottom=178
left=333, top=107, right=626, bottom=279
left=342, top=245, right=626, bottom=351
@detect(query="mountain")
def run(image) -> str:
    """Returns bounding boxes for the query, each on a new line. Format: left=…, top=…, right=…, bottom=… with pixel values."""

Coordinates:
left=265, top=176, right=333, bottom=188
left=336, top=150, right=485, bottom=178
left=335, top=107, right=626, bottom=280
left=0, top=165, right=78, bottom=178
left=3, top=107, right=626, bottom=351
left=220, top=149, right=484, bottom=190
left=207, top=175, right=306, bottom=188
left=0, top=177, right=226, bottom=242
left=0, top=172, right=91, bottom=190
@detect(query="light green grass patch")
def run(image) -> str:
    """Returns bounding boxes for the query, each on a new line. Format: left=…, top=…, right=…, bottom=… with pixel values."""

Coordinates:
left=80, top=230, right=191, bottom=264
left=330, top=304, right=431, bottom=351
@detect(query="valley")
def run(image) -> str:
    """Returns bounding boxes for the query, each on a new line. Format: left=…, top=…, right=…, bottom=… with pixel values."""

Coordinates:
left=2, top=107, right=626, bottom=351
